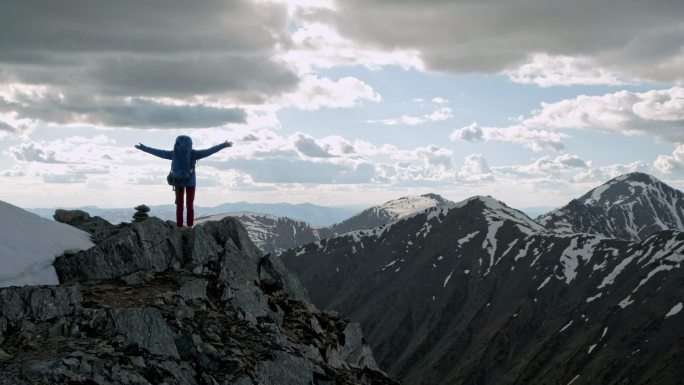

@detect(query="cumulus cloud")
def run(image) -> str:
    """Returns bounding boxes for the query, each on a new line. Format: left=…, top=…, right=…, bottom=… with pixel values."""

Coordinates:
left=368, top=98, right=453, bottom=126
left=8, top=142, right=65, bottom=163
left=654, top=145, right=684, bottom=175
left=458, top=154, right=494, bottom=182
left=322, top=0, right=684, bottom=83
left=450, top=122, right=567, bottom=151
left=496, top=154, right=589, bottom=178
left=293, top=133, right=333, bottom=158
left=522, top=86, right=684, bottom=141
left=450, top=123, right=483, bottom=142
left=275, top=75, right=381, bottom=110
left=572, top=161, right=650, bottom=183
left=505, top=53, right=626, bottom=87
left=279, top=21, right=423, bottom=72
left=452, top=87, right=684, bottom=150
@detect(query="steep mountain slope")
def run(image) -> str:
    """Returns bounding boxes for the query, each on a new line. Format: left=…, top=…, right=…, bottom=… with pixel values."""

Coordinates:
left=0, top=215, right=397, bottom=385
left=281, top=195, right=684, bottom=385
left=538, top=172, right=684, bottom=241
left=320, top=194, right=453, bottom=238
left=0, top=200, right=94, bottom=287
left=196, top=212, right=321, bottom=255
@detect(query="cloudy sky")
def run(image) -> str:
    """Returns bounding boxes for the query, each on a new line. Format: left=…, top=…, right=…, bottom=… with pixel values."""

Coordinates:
left=1, top=0, right=683, bottom=210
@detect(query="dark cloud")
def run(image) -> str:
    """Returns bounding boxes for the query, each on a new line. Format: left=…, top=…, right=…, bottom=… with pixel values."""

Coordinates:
left=0, top=0, right=297, bottom=130
left=1, top=91, right=247, bottom=128
left=322, top=0, right=684, bottom=82
left=88, top=55, right=297, bottom=100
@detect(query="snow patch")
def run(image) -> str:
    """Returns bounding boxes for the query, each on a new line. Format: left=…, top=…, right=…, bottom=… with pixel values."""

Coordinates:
left=618, top=296, right=634, bottom=309
left=0, top=200, right=95, bottom=287
left=443, top=270, right=454, bottom=288
left=559, top=320, right=573, bottom=333
left=586, top=293, right=603, bottom=303
left=598, top=255, right=635, bottom=289
left=559, top=237, right=601, bottom=284
left=537, top=276, right=552, bottom=290
left=665, top=303, right=682, bottom=318
left=457, top=231, right=479, bottom=245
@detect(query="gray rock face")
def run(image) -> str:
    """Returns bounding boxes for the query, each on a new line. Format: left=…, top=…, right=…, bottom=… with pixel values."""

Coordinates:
left=1, top=214, right=394, bottom=385
left=54, top=217, right=183, bottom=282
left=258, top=253, right=309, bottom=301
left=0, top=286, right=82, bottom=323
left=185, top=224, right=223, bottom=269
left=256, top=351, right=315, bottom=385
left=109, top=308, right=179, bottom=358
left=53, top=208, right=118, bottom=244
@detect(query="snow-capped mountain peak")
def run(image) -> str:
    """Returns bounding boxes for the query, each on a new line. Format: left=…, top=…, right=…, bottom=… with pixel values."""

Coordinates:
left=377, top=193, right=452, bottom=219
left=538, top=172, right=684, bottom=241
left=326, top=193, right=454, bottom=236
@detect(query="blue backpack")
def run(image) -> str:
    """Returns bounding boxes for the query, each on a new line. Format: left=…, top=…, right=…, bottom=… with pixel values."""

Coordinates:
left=167, top=135, right=195, bottom=190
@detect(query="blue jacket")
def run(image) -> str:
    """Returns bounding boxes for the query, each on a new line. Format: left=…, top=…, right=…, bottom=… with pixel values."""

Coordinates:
left=138, top=138, right=229, bottom=187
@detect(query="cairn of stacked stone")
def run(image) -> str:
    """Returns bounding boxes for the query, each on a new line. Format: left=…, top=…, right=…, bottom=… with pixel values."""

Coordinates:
left=132, top=204, right=150, bottom=222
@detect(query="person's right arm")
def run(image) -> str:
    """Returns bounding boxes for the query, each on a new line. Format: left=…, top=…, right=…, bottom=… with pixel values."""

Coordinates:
left=135, top=144, right=173, bottom=159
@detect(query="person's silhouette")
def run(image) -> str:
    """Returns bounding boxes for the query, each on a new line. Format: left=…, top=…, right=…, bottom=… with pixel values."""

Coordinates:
left=136, top=135, right=232, bottom=227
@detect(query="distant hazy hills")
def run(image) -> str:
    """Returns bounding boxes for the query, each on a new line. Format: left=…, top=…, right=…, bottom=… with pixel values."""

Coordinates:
left=27, top=201, right=361, bottom=227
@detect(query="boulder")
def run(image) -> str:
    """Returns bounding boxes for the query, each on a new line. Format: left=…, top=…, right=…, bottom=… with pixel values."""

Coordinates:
left=54, top=209, right=118, bottom=244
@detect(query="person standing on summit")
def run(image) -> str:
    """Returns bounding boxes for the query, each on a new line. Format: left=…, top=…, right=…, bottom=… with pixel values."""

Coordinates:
left=135, top=136, right=232, bottom=228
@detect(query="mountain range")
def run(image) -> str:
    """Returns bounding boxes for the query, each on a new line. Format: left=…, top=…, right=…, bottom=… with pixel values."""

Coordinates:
left=281, top=172, right=684, bottom=385
left=196, top=194, right=453, bottom=255
left=4, top=171, right=683, bottom=384
left=27, top=201, right=361, bottom=227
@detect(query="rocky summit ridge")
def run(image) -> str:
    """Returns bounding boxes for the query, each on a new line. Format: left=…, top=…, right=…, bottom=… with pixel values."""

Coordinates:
left=0, top=214, right=397, bottom=385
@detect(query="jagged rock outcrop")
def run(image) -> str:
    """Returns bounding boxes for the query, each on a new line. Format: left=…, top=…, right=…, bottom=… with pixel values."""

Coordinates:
left=54, top=208, right=118, bottom=244
left=1, top=216, right=396, bottom=385
left=54, top=217, right=184, bottom=282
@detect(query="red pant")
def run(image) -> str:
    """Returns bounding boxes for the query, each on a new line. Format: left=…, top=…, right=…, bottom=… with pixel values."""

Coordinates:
left=175, top=186, right=196, bottom=227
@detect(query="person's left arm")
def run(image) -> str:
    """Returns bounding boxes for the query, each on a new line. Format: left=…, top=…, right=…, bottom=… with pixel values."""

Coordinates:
left=194, top=141, right=232, bottom=160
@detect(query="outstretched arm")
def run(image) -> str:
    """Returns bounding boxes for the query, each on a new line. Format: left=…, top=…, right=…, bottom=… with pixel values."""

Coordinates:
left=135, top=143, right=173, bottom=160
left=194, top=141, right=232, bottom=160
